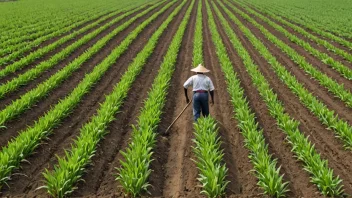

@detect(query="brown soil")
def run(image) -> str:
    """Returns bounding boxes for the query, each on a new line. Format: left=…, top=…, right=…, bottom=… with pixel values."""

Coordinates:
left=2, top=0, right=352, bottom=197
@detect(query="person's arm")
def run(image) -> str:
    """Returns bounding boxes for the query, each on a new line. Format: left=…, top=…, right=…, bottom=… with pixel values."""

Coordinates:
left=184, top=88, right=189, bottom=103
left=208, top=77, right=215, bottom=105
left=183, top=76, right=193, bottom=103
left=209, top=90, right=214, bottom=104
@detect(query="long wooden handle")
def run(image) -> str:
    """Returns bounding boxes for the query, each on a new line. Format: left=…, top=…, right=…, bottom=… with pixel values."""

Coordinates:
left=164, top=99, right=192, bottom=134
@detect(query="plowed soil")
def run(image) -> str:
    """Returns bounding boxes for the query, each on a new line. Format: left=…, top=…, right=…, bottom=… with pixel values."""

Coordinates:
left=1, top=0, right=352, bottom=197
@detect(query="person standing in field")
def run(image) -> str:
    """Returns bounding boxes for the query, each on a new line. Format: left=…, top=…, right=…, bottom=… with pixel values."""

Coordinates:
left=183, top=64, right=215, bottom=121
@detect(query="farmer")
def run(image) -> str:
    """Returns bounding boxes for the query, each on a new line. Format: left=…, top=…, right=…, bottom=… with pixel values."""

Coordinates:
left=183, top=64, right=215, bottom=121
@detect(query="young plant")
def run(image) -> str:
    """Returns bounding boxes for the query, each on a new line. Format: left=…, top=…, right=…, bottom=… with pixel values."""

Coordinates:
left=0, top=0, right=175, bottom=190
left=42, top=1, right=187, bottom=197
left=193, top=117, right=229, bottom=197
left=205, top=0, right=288, bottom=196
left=116, top=0, right=194, bottom=196
left=214, top=1, right=344, bottom=196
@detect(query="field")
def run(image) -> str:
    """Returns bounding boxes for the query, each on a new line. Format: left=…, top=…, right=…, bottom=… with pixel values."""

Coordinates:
left=0, top=0, right=351, bottom=197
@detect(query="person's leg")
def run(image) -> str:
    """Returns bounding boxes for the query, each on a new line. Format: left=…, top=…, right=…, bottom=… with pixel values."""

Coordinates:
left=200, top=93, right=209, bottom=117
left=193, top=93, right=201, bottom=121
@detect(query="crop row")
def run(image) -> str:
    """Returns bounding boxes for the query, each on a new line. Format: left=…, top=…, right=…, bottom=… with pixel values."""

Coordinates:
left=234, top=2, right=352, bottom=80
left=228, top=1, right=352, bottom=108
left=192, top=0, right=204, bottom=66
left=205, top=0, right=288, bottom=197
left=0, top=8, right=118, bottom=66
left=237, top=1, right=352, bottom=63
left=214, top=1, right=344, bottom=196
left=0, top=0, right=173, bottom=190
left=222, top=0, right=352, bottom=149
left=0, top=8, right=125, bottom=79
left=0, top=2, right=114, bottom=41
left=191, top=1, right=229, bottom=197
left=193, top=117, right=229, bottom=197
left=0, top=2, right=121, bottom=50
left=0, top=5, right=100, bottom=46
left=42, top=1, right=188, bottom=197
left=239, top=1, right=352, bottom=49
left=0, top=6, right=109, bottom=58
left=0, top=3, right=153, bottom=98
left=0, top=0, right=167, bottom=127
left=116, top=0, right=192, bottom=196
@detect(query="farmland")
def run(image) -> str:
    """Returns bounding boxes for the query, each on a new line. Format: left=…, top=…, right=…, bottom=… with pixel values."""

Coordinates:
left=0, top=0, right=351, bottom=197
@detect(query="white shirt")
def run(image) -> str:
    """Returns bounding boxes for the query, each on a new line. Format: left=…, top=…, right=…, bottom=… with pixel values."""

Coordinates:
left=183, top=74, right=215, bottom=91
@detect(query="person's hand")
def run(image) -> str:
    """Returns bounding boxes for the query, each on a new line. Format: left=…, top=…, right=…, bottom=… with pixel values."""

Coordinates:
left=186, top=98, right=190, bottom=104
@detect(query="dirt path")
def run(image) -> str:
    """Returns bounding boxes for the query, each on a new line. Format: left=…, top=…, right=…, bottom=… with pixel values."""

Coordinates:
left=154, top=0, right=197, bottom=196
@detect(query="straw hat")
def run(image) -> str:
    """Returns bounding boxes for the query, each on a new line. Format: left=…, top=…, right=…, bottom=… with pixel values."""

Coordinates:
left=191, top=64, right=210, bottom=73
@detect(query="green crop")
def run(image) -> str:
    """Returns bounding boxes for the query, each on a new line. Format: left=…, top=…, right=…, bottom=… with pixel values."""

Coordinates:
left=116, top=0, right=193, bottom=196
left=41, top=1, right=185, bottom=197
left=222, top=0, right=352, bottom=149
left=236, top=0, right=352, bottom=43
left=235, top=2, right=352, bottom=80
left=0, top=1, right=165, bottom=127
left=215, top=1, right=345, bottom=196
left=228, top=2, right=352, bottom=107
left=0, top=0, right=170, bottom=191
left=236, top=1, right=352, bottom=63
left=192, top=0, right=204, bottom=66
left=205, top=0, right=288, bottom=196
left=193, top=117, right=229, bottom=197
left=190, top=2, right=229, bottom=197
left=0, top=4, right=148, bottom=98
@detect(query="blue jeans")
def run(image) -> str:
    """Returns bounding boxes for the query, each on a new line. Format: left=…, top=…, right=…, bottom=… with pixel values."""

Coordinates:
left=193, top=92, right=209, bottom=121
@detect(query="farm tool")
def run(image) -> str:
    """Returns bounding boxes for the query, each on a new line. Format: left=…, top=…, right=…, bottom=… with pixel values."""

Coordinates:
left=164, top=98, right=192, bottom=134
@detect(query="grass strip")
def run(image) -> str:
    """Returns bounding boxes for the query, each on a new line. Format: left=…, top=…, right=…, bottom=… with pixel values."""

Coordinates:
left=221, top=0, right=352, bottom=149
left=206, top=0, right=288, bottom=196
left=116, top=1, right=193, bottom=196
left=41, top=1, right=187, bottom=197
left=0, top=0, right=175, bottom=190
left=226, top=1, right=352, bottom=108
left=215, top=1, right=344, bottom=196
left=0, top=0, right=168, bottom=127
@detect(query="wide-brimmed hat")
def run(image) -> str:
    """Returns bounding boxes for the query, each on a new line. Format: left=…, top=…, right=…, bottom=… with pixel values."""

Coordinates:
left=191, top=64, right=210, bottom=73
